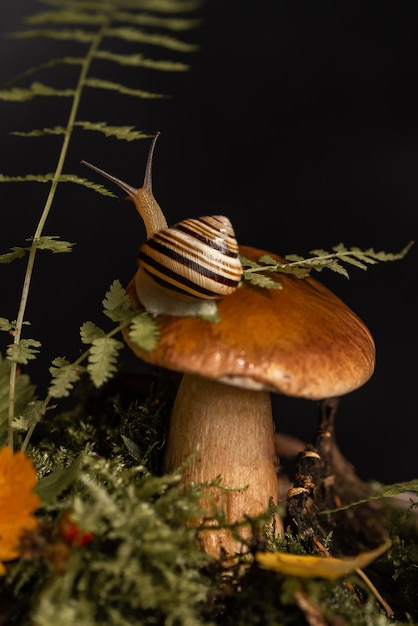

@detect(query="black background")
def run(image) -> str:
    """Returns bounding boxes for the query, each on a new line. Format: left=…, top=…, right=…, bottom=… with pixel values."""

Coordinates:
left=1, top=1, right=417, bottom=484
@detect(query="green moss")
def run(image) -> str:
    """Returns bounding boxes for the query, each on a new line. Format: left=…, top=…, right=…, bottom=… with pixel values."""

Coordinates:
left=1, top=380, right=417, bottom=625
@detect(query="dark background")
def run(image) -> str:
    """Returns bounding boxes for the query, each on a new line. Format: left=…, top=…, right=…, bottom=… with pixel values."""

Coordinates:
left=1, top=1, right=417, bottom=484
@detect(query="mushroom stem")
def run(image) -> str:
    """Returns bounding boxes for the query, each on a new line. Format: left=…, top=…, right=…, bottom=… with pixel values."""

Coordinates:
left=163, top=374, right=283, bottom=557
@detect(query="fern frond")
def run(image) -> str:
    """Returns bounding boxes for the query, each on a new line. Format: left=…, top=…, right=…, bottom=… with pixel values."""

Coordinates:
left=0, top=82, right=74, bottom=101
left=94, top=50, right=190, bottom=71
left=129, top=313, right=160, bottom=351
left=88, top=336, right=124, bottom=387
left=244, top=272, right=283, bottom=289
left=65, top=176, right=117, bottom=196
left=0, top=319, right=14, bottom=331
left=7, top=339, right=42, bottom=365
left=25, top=10, right=105, bottom=25
left=83, top=77, right=168, bottom=99
left=30, top=236, right=75, bottom=253
left=75, top=121, right=152, bottom=141
left=0, top=248, right=27, bottom=264
left=106, top=27, right=199, bottom=52
left=118, top=0, right=203, bottom=13
left=242, top=241, right=414, bottom=285
left=3, top=57, right=83, bottom=89
left=0, top=173, right=55, bottom=182
left=48, top=357, right=84, bottom=398
left=0, top=237, right=74, bottom=263
left=7, top=28, right=96, bottom=43
left=26, top=7, right=201, bottom=30
left=12, top=400, right=48, bottom=433
left=115, top=12, right=202, bottom=31
left=0, top=353, right=36, bottom=439
left=37, top=0, right=202, bottom=16
left=102, top=279, right=136, bottom=324
left=80, top=321, right=105, bottom=344
left=11, top=126, right=66, bottom=137
left=0, top=172, right=117, bottom=196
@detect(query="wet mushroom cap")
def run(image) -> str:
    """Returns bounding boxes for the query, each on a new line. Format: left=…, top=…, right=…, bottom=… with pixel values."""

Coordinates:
left=124, top=245, right=376, bottom=400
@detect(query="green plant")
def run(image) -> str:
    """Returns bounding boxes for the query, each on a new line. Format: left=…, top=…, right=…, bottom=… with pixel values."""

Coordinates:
left=0, top=0, right=203, bottom=451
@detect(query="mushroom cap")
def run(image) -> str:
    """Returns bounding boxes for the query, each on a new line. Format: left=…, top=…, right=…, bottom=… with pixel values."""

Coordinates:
left=124, top=245, right=375, bottom=400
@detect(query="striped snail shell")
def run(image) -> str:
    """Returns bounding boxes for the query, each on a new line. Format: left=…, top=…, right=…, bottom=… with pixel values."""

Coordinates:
left=81, top=134, right=243, bottom=318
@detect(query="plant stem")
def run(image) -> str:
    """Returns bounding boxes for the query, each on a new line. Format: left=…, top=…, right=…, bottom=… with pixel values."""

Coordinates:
left=7, top=9, right=118, bottom=451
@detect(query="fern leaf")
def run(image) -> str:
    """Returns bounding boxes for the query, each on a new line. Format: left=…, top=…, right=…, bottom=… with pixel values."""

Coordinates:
left=0, top=82, right=74, bottom=101
left=244, top=272, right=283, bottom=289
left=88, top=336, right=124, bottom=387
left=25, top=10, right=104, bottom=25
left=284, top=253, right=305, bottom=263
left=84, top=78, right=168, bottom=99
left=75, top=121, right=152, bottom=141
left=0, top=318, right=13, bottom=331
left=48, top=357, right=84, bottom=398
left=0, top=319, right=30, bottom=331
left=240, top=255, right=308, bottom=284
left=0, top=173, right=53, bottom=183
left=244, top=242, right=414, bottom=285
left=7, top=339, right=42, bottom=364
left=67, top=175, right=117, bottom=196
left=11, top=126, right=66, bottom=137
left=239, top=255, right=262, bottom=270
left=123, top=0, right=203, bottom=11
left=94, top=50, right=190, bottom=71
left=106, top=27, right=199, bottom=52
left=12, top=400, right=47, bottom=432
left=359, top=242, right=414, bottom=262
left=115, top=12, right=202, bottom=31
left=7, top=28, right=96, bottom=43
left=80, top=321, right=105, bottom=344
left=0, top=247, right=27, bottom=263
left=0, top=237, right=73, bottom=263
left=3, top=56, right=83, bottom=89
left=102, top=279, right=135, bottom=324
left=325, top=262, right=350, bottom=278
left=0, top=354, right=36, bottom=439
left=257, top=254, right=281, bottom=266
left=0, top=173, right=102, bottom=188
left=31, top=236, right=75, bottom=253
left=129, top=313, right=160, bottom=351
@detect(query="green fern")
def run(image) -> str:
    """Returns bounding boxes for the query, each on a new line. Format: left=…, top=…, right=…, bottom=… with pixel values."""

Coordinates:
left=242, top=241, right=414, bottom=288
left=0, top=0, right=203, bottom=449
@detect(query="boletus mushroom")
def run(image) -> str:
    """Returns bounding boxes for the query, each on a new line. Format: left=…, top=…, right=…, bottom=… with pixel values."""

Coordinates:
left=82, top=136, right=376, bottom=558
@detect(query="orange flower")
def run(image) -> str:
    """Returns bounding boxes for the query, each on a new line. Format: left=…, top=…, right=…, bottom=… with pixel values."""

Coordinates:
left=0, top=446, right=40, bottom=575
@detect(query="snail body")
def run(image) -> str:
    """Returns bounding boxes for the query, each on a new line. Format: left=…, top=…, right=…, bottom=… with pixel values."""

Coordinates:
left=81, top=134, right=243, bottom=318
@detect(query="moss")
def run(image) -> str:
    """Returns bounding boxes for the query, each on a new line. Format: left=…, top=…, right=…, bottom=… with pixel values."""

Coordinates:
left=2, top=380, right=418, bottom=625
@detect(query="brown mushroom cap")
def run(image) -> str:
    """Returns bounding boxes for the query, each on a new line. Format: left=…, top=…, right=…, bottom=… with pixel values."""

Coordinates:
left=124, top=245, right=375, bottom=400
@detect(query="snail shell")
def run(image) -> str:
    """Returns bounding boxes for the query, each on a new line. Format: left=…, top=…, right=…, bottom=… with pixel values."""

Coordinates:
left=138, top=215, right=242, bottom=300
left=135, top=215, right=243, bottom=318
left=82, top=134, right=243, bottom=318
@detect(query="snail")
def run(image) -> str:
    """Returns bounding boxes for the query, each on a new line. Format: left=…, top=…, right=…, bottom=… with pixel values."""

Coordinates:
left=81, top=133, right=243, bottom=318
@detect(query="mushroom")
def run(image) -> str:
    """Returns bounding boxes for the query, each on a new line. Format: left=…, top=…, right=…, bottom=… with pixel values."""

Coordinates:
left=81, top=137, right=375, bottom=558
left=123, top=245, right=375, bottom=557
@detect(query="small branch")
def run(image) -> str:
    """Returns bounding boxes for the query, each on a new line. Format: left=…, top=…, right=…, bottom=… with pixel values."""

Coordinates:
left=355, top=567, right=394, bottom=618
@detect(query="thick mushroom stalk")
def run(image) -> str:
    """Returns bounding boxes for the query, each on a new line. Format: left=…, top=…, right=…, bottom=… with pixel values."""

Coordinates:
left=164, top=375, right=280, bottom=555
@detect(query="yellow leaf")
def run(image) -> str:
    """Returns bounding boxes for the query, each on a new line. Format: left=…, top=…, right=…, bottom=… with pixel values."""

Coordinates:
left=255, top=539, right=392, bottom=580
